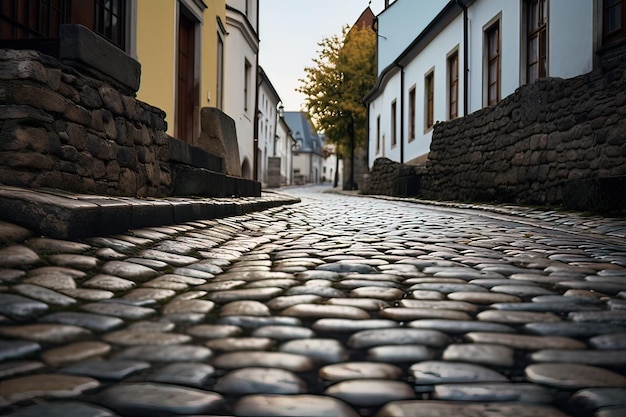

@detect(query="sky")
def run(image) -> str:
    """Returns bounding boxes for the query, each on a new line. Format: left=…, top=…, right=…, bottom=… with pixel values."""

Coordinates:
left=259, top=0, right=385, bottom=112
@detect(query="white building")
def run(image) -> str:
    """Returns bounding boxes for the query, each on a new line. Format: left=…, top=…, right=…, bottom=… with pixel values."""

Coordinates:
left=367, top=0, right=611, bottom=167
left=276, top=114, right=296, bottom=186
left=257, top=66, right=295, bottom=186
left=224, top=0, right=259, bottom=179
left=284, top=112, right=324, bottom=185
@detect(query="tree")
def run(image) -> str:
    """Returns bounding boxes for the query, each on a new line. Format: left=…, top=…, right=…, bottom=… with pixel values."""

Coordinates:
left=297, top=24, right=377, bottom=189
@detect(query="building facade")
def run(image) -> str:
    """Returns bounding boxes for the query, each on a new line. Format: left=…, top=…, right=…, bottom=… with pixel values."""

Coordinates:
left=135, top=0, right=227, bottom=147
left=284, top=112, right=324, bottom=185
left=367, top=0, right=618, bottom=167
left=223, top=0, right=259, bottom=180
left=258, top=66, right=292, bottom=186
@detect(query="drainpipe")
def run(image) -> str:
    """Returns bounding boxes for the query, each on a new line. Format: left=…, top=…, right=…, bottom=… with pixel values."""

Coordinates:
left=456, top=0, right=469, bottom=116
left=398, top=63, right=405, bottom=163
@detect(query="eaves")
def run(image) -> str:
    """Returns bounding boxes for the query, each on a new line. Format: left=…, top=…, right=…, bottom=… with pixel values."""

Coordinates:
left=226, top=5, right=259, bottom=53
left=364, top=0, right=472, bottom=104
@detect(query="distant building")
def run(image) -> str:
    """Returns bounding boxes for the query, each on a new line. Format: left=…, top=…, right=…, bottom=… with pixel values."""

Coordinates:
left=224, top=0, right=259, bottom=180
left=284, top=112, right=324, bottom=185
left=366, top=0, right=617, bottom=167
left=258, top=66, right=295, bottom=186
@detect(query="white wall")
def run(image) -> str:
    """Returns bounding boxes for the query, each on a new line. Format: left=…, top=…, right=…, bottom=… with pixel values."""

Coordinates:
left=224, top=6, right=258, bottom=179
left=467, top=0, right=520, bottom=113
left=370, top=0, right=599, bottom=168
left=257, top=82, right=279, bottom=184
left=377, top=0, right=449, bottom=75
left=549, top=0, right=594, bottom=78
left=226, top=0, right=258, bottom=32
left=368, top=72, right=401, bottom=165
left=403, top=13, right=463, bottom=161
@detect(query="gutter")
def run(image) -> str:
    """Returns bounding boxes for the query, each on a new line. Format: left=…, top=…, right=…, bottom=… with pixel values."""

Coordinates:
left=455, top=0, right=469, bottom=116
left=398, top=63, right=405, bottom=163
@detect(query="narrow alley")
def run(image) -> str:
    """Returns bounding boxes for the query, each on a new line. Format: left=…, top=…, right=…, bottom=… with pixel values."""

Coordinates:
left=1, top=186, right=625, bottom=417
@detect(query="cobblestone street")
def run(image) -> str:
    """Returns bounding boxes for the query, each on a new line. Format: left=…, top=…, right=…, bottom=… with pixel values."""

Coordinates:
left=1, top=185, right=626, bottom=417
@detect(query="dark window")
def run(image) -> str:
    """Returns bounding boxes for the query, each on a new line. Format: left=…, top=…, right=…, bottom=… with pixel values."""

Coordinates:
left=604, top=0, right=626, bottom=44
left=425, top=71, right=434, bottom=130
left=94, top=0, right=126, bottom=50
left=527, top=0, right=547, bottom=83
left=216, top=34, right=224, bottom=109
left=408, top=86, right=416, bottom=142
left=376, top=115, right=381, bottom=154
left=486, top=22, right=500, bottom=106
left=0, top=0, right=67, bottom=39
left=0, top=0, right=127, bottom=52
left=448, top=52, right=459, bottom=119
left=177, top=11, right=197, bottom=143
left=244, top=59, right=251, bottom=112
left=391, top=100, right=397, bottom=147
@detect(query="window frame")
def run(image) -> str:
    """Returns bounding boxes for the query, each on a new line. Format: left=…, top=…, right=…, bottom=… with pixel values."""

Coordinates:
left=408, top=85, right=416, bottom=142
left=391, top=99, right=397, bottom=148
left=525, top=0, right=548, bottom=84
left=424, top=69, right=435, bottom=132
left=447, top=49, right=459, bottom=120
left=376, top=115, right=381, bottom=155
left=603, top=0, right=626, bottom=44
left=244, top=59, right=251, bottom=113
left=484, top=18, right=501, bottom=107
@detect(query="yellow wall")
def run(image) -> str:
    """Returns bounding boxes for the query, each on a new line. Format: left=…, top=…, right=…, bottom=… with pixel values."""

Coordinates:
left=135, top=0, right=226, bottom=138
left=136, top=0, right=177, bottom=136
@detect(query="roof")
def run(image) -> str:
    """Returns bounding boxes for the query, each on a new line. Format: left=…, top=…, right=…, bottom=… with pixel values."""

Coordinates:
left=353, top=7, right=375, bottom=29
left=365, top=0, right=464, bottom=104
left=283, top=111, right=324, bottom=155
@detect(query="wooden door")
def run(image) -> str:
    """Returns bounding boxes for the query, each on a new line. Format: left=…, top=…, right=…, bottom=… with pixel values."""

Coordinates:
left=176, top=12, right=196, bottom=143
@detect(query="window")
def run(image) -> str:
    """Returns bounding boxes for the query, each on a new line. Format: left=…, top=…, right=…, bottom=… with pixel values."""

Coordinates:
left=0, top=0, right=67, bottom=39
left=408, top=86, right=416, bottom=141
left=527, top=0, right=547, bottom=84
left=604, top=0, right=626, bottom=44
left=485, top=21, right=501, bottom=106
left=95, top=0, right=126, bottom=49
left=244, top=59, right=251, bottom=112
left=448, top=51, right=459, bottom=119
left=425, top=71, right=435, bottom=130
left=391, top=100, right=397, bottom=147
left=0, top=0, right=127, bottom=51
left=376, top=115, right=381, bottom=154
left=216, top=33, right=224, bottom=109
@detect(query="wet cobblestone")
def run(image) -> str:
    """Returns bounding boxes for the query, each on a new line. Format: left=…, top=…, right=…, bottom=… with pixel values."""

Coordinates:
left=0, top=185, right=625, bottom=416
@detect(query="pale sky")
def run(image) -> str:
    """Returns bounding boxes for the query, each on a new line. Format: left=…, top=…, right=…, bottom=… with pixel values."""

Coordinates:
left=259, top=0, right=385, bottom=112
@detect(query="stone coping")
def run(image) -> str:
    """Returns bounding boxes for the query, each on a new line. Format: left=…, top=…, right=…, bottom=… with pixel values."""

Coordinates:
left=0, top=186, right=300, bottom=240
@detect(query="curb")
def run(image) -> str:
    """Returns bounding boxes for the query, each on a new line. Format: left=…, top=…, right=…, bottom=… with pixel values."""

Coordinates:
left=0, top=186, right=301, bottom=240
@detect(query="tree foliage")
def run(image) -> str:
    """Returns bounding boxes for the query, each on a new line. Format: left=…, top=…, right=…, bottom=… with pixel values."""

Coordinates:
left=297, top=24, right=377, bottom=154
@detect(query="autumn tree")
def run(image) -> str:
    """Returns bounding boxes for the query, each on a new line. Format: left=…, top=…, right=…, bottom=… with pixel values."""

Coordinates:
left=297, top=23, right=376, bottom=188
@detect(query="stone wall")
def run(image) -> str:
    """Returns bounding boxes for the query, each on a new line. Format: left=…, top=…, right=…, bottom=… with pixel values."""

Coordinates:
left=0, top=49, right=171, bottom=197
left=420, top=41, right=626, bottom=210
left=362, top=157, right=424, bottom=197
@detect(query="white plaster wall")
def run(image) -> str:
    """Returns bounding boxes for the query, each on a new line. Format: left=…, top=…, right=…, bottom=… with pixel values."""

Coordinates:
left=377, top=0, right=449, bottom=75
left=224, top=10, right=257, bottom=178
left=368, top=72, right=401, bottom=166
left=467, top=0, right=521, bottom=113
left=226, top=0, right=258, bottom=32
left=549, top=0, right=594, bottom=78
left=257, top=82, right=280, bottom=183
left=403, top=13, right=463, bottom=163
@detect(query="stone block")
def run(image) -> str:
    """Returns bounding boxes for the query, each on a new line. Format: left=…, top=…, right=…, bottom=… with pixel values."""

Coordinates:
left=197, top=108, right=242, bottom=176
left=563, top=175, right=626, bottom=215
left=167, top=136, right=222, bottom=172
left=59, top=24, right=140, bottom=94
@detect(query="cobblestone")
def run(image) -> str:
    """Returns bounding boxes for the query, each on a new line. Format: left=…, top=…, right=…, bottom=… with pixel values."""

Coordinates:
left=0, top=185, right=625, bottom=416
